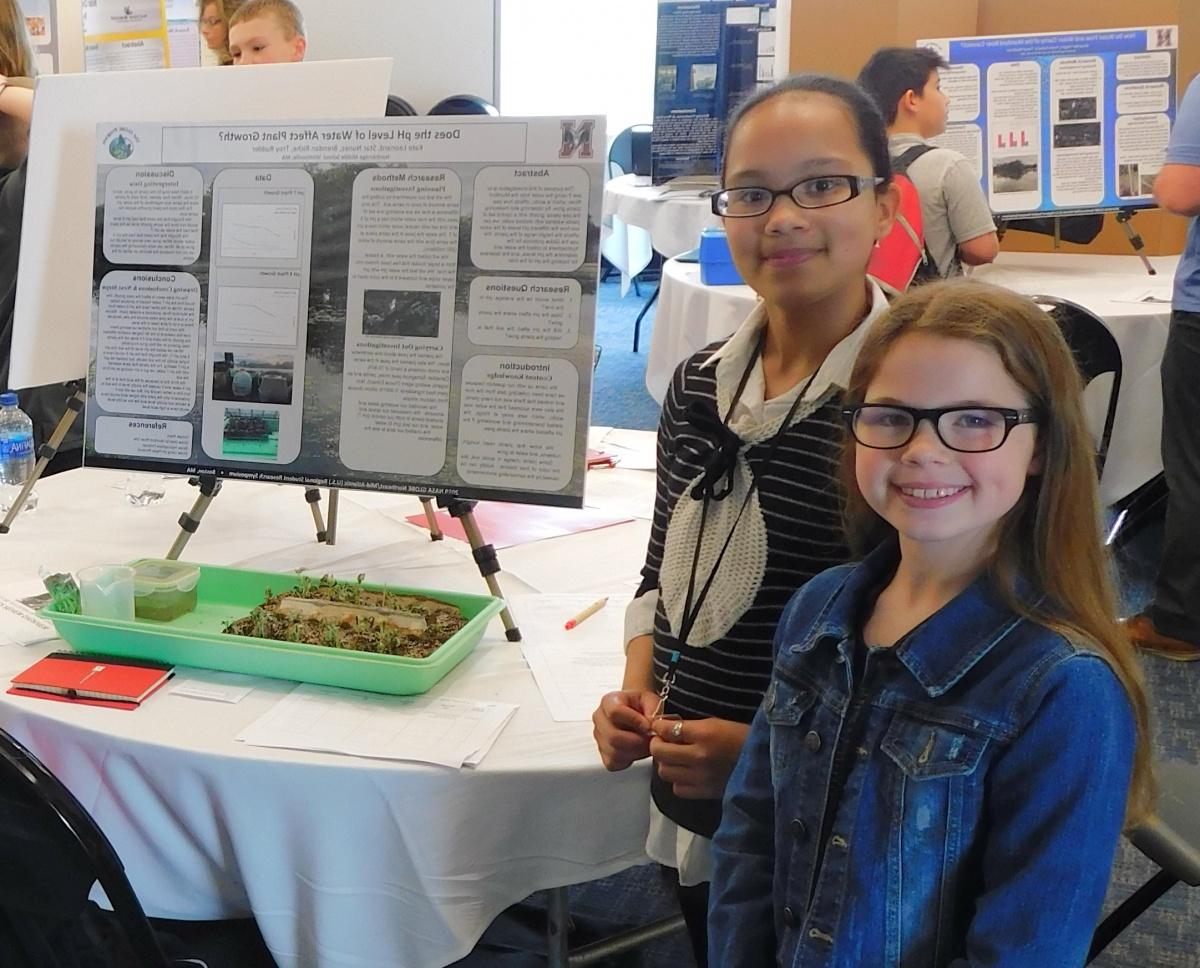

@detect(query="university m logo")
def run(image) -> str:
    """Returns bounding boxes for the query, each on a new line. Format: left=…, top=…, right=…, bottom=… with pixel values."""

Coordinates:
left=559, top=120, right=595, bottom=159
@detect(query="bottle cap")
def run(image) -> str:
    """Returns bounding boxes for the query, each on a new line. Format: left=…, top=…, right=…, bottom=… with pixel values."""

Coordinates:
left=0, top=392, right=17, bottom=406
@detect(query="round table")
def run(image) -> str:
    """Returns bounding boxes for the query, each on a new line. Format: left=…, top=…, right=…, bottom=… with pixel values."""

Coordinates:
left=645, top=258, right=756, bottom=403
left=647, top=252, right=1178, bottom=506
left=0, top=466, right=656, bottom=968
left=601, top=173, right=721, bottom=291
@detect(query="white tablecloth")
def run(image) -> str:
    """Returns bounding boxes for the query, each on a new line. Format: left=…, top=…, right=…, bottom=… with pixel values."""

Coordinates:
left=600, top=174, right=721, bottom=293
left=647, top=252, right=1178, bottom=506
left=645, top=259, right=757, bottom=404
left=0, top=465, right=657, bottom=968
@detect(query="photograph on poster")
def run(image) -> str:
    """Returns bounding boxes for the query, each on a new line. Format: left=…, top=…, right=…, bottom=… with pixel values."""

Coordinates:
left=24, top=0, right=49, bottom=41
left=212, top=353, right=295, bottom=405
left=362, top=289, right=440, bottom=339
left=1118, top=162, right=1139, bottom=197
left=221, top=408, right=280, bottom=459
left=1054, top=123, right=1101, bottom=149
left=657, top=64, right=677, bottom=92
left=85, top=116, right=603, bottom=508
left=993, top=155, right=1039, bottom=193
left=691, top=63, right=717, bottom=92
left=1059, top=97, right=1097, bottom=121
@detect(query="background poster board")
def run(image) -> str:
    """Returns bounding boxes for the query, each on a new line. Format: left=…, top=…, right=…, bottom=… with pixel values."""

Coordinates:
left=85, top=116, right=603, bottom=509
left=9, top=59, right=392, bottom=391
left=165, top=0, right=203, bottom=69
left=919, top=26, right=1179, bottom=216
left=651, top=0, right=776, bottom=184
left=24, top=0, right=60, bottom=74
left=83, top=0, right=170, bottom=71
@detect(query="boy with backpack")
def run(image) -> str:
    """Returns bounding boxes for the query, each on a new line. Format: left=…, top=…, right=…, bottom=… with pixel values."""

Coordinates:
left=859, top=47, right=998, bottom=286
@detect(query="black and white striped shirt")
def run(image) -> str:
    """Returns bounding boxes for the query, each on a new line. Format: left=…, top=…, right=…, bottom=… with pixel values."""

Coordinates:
left=641, top=353, right=854, bottom=725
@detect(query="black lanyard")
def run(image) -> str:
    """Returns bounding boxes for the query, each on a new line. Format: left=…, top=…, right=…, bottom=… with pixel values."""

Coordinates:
left=674, top=337, right=826, bottom=652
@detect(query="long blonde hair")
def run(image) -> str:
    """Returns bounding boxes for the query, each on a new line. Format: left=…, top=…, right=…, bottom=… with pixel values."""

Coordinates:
left=0, top=0, right=34, bottom=78
left=842, top=279, right=1153, bottom=825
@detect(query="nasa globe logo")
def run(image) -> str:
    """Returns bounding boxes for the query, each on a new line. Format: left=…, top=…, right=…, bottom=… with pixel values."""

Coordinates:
left=108, top=134, right=134, bottom=160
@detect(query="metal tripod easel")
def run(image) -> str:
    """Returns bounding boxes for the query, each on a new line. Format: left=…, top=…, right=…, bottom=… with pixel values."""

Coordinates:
left=418, top=495, right=521, bottom=641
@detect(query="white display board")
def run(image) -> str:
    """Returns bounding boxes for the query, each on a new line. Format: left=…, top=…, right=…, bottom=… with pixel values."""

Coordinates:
left=9, top=58, right=393, bottom=390
left=302, top=0, right=497, bottom=113
left=85, top=115, right=604, bottom=508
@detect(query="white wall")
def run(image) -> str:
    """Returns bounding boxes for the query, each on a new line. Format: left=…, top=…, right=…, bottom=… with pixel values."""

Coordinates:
left=498, top=0, right=656, bottom=149
left=302, top=0, right=496, bottom=113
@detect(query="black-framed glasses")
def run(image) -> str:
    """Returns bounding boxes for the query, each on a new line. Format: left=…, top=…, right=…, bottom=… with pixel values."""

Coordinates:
left=842, top=405, right=1040, bottom=453
left=711, top=175, right=884, bottom=217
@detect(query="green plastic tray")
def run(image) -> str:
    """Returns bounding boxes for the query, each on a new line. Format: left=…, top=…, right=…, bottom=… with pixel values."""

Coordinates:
left=42, top=563, right=505, bottom=695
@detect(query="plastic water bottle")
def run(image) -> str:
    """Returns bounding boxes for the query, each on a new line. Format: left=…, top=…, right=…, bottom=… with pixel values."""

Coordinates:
left=0, top=392, right=37, bottom=514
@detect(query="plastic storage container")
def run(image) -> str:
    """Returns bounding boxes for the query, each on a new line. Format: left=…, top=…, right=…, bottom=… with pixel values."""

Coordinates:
left=698, top=227, right=744, bottom=286
left=42, top=563, right=506, bottom=696
left=132, top=558, right=201, bottom=621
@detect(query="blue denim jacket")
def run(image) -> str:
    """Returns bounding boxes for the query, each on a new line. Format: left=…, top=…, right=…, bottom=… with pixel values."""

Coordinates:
left=709, top=544, right=1135, bottom=967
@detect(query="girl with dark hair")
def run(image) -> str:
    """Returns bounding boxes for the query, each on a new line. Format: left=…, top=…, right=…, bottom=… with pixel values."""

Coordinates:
left=710, top=279, right=1151, bottom=965
left=592, top=73, right=899, bottom=964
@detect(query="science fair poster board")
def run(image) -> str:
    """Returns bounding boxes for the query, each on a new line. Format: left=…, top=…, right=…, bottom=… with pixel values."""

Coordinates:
left=651, top=0, right=776, bottom=184
left=83, top=0, right=171, bottom=72
left=84, top=116, right=603, bottom=509
left=919, top=26, right=1179, bottom=217
left=9, top=59, right=393, bottom=392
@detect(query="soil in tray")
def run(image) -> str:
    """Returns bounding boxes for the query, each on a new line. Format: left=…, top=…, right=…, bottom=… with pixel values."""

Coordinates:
left=222, top=575, right=467, bottom=658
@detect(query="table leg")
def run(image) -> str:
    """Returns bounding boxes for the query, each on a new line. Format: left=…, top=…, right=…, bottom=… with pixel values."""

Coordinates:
left=546, top=886, right=571, bottom=968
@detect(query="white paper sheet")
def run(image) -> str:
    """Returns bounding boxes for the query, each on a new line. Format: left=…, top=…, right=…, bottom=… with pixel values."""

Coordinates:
left=0, top=595, right=59, bottom=677
left=170, top=670, right=257, bottom=704
left=236, top=683, right=517, bottom=768
left=1112, top=285, right=1173, bottom=305
left=598, top=429, right=658, bottom=471
left=513, top=594, right=630, bottom=721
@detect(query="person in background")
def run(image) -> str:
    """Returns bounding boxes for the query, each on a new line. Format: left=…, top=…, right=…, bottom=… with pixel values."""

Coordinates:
left=198, top=0, right=245, bottom=67
left=1125, top=72, right=1200, bottom=660
left=0, top=5, right=79, bottom=473
left=591, top=73, right=899, bottom=965
left=858, top=46, right=999, bottom=277
left=227, top=0, right=306, bottom=66
left=0, top=0, right=35, bottom=171
left=710, top=280, right=1150, bottom=966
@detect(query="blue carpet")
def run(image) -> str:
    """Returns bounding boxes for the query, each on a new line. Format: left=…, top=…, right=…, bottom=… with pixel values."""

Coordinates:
left=589, top=275, right=663, bottom=431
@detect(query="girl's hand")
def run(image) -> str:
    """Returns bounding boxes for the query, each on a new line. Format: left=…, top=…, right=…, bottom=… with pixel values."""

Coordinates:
left=649, top=717, right=752, bottom=799
left=593, top=689, right=661, bottom=771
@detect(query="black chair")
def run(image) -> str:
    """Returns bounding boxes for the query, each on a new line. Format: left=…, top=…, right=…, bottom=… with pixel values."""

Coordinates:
left=427, top=94, right=499, bottom=116
left=1033, top=293, right=1168, bottom=549
left=1087, top=760, right=1200, bottom=963
left=0, top=727, right=273, bottom=967
left=607, top=123, right=652, bottom=180
left=1032, top=294, right=1122, bottom=480
left=604, top=124, right=659, bottom=349
left=384, top=95, right=417, bottom=117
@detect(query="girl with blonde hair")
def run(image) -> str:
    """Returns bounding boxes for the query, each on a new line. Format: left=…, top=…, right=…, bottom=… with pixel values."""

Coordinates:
left=711, top=279, right=1151, bottom=966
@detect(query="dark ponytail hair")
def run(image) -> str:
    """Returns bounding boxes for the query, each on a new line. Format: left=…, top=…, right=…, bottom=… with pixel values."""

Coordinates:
left=721, top=73, right=893, bottom=185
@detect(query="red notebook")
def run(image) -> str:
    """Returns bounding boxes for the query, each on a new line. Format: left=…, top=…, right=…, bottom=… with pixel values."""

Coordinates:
left=8, top=652, right=175, bottom=710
